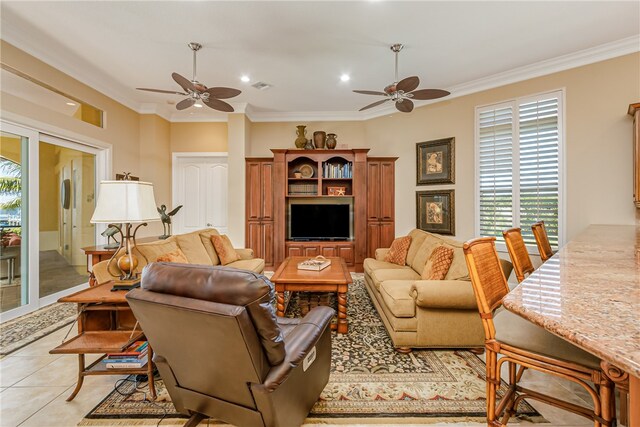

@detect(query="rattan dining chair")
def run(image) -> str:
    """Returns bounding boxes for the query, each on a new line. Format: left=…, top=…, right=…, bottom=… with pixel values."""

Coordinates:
left=463, top=237, right=614, bottom=427
left=502, top=228, right=535, bottom=283
left=531, top=221, right=555, bottom=262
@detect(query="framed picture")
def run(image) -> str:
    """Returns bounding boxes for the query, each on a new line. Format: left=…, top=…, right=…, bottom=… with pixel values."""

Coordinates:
left=327, top=186, right=346, bottom=196
left=416, top=137, right=455, bottom=185
left=416, top=190, right=455, bottom=235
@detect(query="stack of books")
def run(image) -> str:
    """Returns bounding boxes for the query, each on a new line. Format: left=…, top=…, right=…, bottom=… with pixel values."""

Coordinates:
left=103, top=340, right=148, bottom=369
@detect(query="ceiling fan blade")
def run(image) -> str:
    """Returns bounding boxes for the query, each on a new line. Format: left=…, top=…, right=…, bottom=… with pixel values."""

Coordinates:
left=172, top=72, right=196, bottom=92
left=205, top=87, right=242, bottom=99
left=203, top=97, right=235, bottom=112
left=353, top=90, right=387, bottom=96
left=395, top=99, right=414, bottom=113
left=409, top=89, right=451, bottom=100
left=136, top=88, right=188, bottom=95
left=396, top=76, right=420, bottom=93
left=176, top=98, right=196, bottom=110
left=359, top=98, right=390, bottom=111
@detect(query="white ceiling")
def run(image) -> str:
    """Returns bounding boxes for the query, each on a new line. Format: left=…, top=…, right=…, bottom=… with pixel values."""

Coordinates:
left=1, top=1, right=639, bottom=121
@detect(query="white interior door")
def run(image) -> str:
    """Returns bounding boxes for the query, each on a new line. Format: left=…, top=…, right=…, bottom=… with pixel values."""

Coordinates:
left=173, top=155, right=228, bottom=235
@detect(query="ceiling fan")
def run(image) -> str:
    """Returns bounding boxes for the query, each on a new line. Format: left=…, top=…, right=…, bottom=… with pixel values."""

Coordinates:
left=136, top=42, right=241, bottom=112
left=353, top=43, right=450, bottom=113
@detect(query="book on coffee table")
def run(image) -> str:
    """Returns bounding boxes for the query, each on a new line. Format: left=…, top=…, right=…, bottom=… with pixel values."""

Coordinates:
left=297, top=256, right=332, bottom=271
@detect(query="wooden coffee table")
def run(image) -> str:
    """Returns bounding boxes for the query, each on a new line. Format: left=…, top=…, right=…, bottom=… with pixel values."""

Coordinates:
left=270, top=257, right=352, bottom=333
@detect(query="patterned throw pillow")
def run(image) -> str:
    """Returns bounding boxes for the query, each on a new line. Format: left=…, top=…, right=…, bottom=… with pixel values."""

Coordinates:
left=211, top=234, right=241, bottom=265
left=384, top=236, right=412, bottom=266
left=422, top=245, right=454, bottom=280
left=156, top=248, right=189, bottom=264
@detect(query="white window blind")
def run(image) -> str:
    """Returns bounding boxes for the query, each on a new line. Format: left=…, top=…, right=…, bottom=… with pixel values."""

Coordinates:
left=476, top=91, right=562, bottom=249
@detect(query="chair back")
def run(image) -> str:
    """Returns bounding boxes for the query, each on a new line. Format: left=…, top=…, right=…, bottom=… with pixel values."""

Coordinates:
left=126, top=263, right=285, bottom=411
left=463, top=237, right=510, bottom=340
left=502, top=228, right=535, bottom=282
left=531, top=221, right=554, bottom=262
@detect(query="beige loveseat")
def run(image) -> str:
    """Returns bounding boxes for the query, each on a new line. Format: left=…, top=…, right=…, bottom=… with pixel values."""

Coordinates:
left=92, top=228, right=264, bottom=285
left=364, top=229, right=512, bottom=353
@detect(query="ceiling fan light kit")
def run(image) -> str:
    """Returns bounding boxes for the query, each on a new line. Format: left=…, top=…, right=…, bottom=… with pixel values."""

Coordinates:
left=353, top=43, right=450, bottom=113
left=136, top=42, right=241, bottom=112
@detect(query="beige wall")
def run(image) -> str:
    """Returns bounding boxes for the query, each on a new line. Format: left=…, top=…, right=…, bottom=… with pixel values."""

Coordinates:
left=38, top=142, right=58, bottom=232
left=139, top=114, right=171, bottom=237
left=170, top=122, right=227, bottom=153
left=248, top=53, right=640, bottom=243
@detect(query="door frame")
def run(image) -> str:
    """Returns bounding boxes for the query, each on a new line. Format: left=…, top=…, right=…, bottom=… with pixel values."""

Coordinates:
left=171, top=152, right=228, bottom=234
left=0, top=119, right=111, bottom=322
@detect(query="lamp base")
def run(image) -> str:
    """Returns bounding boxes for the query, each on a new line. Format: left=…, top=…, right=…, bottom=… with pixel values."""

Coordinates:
left=111, top=278, right=141, bottom=292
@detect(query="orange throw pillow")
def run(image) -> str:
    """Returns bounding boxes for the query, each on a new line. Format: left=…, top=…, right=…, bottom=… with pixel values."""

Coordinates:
left=211, top=234, right=241, bottom=265
left=422, top=245, right=454, bottom=280
left=156, top=248, right=188, bottom=264
left=384, top=236, right=412, bottom=266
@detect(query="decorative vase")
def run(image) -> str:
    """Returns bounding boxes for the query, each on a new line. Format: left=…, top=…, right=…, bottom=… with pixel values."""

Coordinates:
left=326, top=133, right=337, bottom=149
left=304, top=139, right=315, bottom=150
left=313, top=131, right=326, bottom=149
left=295, top=125, right=307, bottom=149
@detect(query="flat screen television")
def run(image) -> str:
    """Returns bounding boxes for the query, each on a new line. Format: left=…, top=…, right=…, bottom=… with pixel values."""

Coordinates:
left=289, top=203, right=351, bottom=241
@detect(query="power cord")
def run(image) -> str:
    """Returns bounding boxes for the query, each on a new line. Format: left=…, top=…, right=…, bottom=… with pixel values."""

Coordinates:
left=110, top=374, right=168, bottom=427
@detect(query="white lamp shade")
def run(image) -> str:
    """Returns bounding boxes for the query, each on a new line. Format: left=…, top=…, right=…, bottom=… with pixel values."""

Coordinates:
left=91, top=181, right=160, bottom=223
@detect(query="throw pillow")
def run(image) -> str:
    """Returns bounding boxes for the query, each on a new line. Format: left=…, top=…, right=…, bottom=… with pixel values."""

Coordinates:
left=211, top=234, right=241, bottom=265
left=156, top=248, right=189, bottom=264
left=384, top=236, right=412, bottom=266
left=422, top=245, right=454, bottom=280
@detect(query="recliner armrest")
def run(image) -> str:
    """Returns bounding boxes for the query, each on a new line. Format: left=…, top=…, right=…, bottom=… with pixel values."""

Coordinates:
left=262, top=306, right=334, bottom=391
left=411, top=280, right=478, bottom=310
left=375, top=248, right=390, bottom=261
left=235, top=248, right=254, bottom=260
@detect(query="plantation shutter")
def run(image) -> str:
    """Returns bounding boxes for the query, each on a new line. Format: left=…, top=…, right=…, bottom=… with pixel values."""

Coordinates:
left=518, top=96, right=559, bottom=248
left=478, top=105, right=514, bottom=241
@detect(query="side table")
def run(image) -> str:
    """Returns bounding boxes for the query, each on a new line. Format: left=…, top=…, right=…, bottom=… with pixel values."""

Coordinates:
left=50, top=282, right=156, bottom=401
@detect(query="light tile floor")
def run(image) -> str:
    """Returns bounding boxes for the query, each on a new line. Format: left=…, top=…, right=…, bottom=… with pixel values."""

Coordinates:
left=0, top=327, right=612, bottom=427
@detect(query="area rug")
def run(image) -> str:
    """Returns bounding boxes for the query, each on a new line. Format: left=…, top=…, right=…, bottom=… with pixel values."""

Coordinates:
left=80, top=278, right=543, bottom=426
left=0, top=302, right=77, bottom=356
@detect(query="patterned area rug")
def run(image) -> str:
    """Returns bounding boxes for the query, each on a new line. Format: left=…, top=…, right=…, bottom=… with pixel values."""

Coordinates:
left=80, top=278, right=543, bottom=426
left=0, top=302, right=77, bottom=356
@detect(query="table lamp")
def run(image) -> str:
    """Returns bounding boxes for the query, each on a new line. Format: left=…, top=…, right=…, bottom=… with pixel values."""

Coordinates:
left=91, top=179, right=160, bottom=289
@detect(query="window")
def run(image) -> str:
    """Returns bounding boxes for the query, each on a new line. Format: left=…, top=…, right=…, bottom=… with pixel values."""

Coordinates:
left=476, top=91, right=563, bottom=249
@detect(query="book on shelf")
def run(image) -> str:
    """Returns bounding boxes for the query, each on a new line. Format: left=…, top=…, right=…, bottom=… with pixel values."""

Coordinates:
left=105, top=354, right=148, bottom=369
left=106, top=341, right=148, bottom=358
left=322, top=162, right=352, bottom=179
left=297, top=256, right=332, bottom=271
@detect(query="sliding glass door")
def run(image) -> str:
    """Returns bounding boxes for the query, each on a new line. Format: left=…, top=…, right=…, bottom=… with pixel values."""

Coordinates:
left=0, top=122, right=107, bottom=320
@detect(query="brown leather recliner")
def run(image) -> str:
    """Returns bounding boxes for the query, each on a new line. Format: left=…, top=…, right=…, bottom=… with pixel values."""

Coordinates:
left=126, top=262, right=334, bottom=427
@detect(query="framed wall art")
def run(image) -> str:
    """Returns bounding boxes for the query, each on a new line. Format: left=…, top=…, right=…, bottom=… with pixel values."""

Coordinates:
left=416, top=137, right=455, bottom=185
left=416, top=189, right=455, bottom=235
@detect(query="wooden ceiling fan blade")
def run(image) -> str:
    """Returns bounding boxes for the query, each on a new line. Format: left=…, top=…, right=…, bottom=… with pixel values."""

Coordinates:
left=353, top=90, right=387, bottom=96
left=410, top=89, right=451, bottom=100
left=203, top=98, right=235, bottom=112
left=205, top=87, right=242, bottom=99
left=396, top=76, right=419, bottom=93
left=136, top=88, right=188, bottom=95
left=172, top=72, right=196, bottom=92
left=176, top=98, right=196, bottom=110
left=395, top=99, right=414, bottom=113
left=359, top=99, right=390, bottom=111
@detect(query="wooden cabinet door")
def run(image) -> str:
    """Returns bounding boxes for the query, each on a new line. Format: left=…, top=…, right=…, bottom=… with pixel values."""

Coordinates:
left=321, top=246, right=337, bottom=258
left=262, top=221, right=274, bottom=266
left=303, top=246, right=320, bottom=257
left=367, top=162, right=380, bottom=221
left=287, top=245, right=303, bottom=257
left=367, top=222, right=380, bottom=259
left=379, top=221, right=395, bottom=250
left=246, top=162, right=262, bottom=221
left=337, top=244, right=355, bottom=265
left=247, top=221, right=263, bottom=258
left=379, top=161, right=395, bottom=221
left=261, top=162, right=274, bottom=220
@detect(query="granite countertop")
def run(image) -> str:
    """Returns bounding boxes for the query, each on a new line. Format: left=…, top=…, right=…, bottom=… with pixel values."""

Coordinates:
left=502, top=224, right=640, bottom=377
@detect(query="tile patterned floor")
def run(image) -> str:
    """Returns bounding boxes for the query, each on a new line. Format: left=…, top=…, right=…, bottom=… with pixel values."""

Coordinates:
left=0, top=325, right=605, bottom=427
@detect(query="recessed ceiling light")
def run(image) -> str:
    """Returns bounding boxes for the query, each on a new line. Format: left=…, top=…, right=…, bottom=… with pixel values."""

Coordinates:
left=66, top=102, right=76, bottom=106
left=340, top=74, right=350, bottom=82
left=241, top=75, right=250, bottom=83
left=194, top=102, right=203, bottom=108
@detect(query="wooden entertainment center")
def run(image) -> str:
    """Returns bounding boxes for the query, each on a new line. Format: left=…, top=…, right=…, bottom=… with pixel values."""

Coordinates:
left=246, top=149, right=397, bottom=271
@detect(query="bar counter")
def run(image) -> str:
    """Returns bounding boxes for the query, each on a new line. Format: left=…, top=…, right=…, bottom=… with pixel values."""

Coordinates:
left=503, top=224, right=640, bottom=425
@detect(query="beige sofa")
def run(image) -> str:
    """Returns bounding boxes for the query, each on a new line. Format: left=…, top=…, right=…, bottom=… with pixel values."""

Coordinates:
left=364, top=228, right=512, bottom=353
left=92, top=228, right=264, bottom=285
